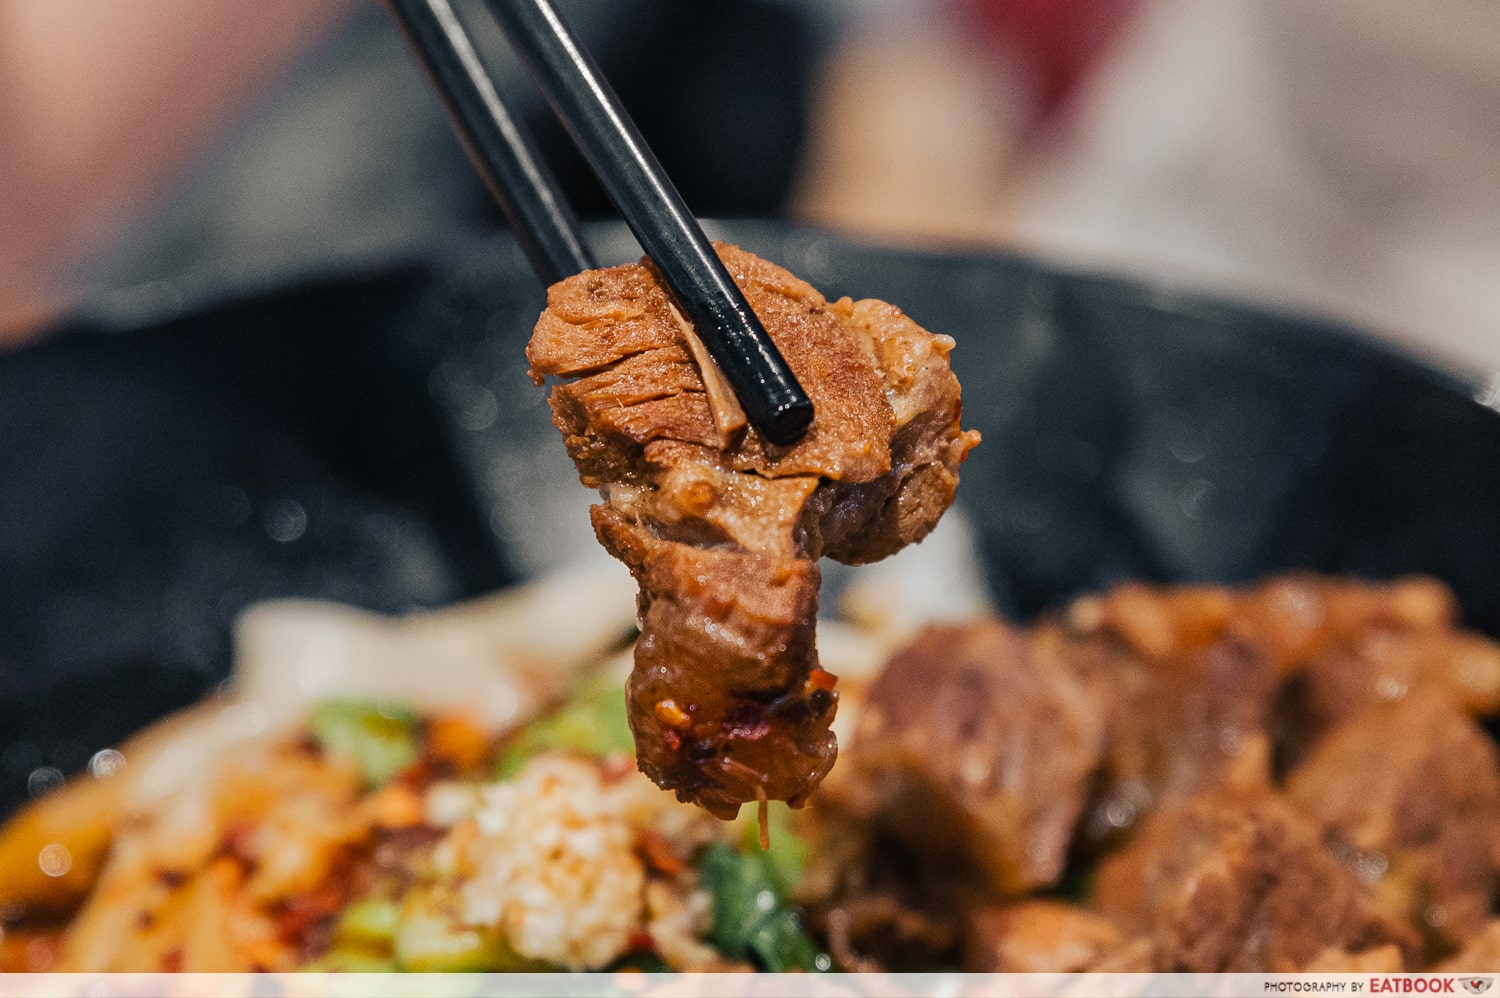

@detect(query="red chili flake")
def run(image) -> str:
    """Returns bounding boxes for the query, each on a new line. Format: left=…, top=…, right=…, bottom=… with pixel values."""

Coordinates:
left=627, top=931, right=656, bottom=953
left=394, top=755, right=439, bottom=791
left=662, top=729, right=682, bottom=752
left=272, top=883, right=345, bottom=945
left=807, top=668, right=837, bottom=692
left=375, top=824, right=447, bottom=861
left=160, top=947, right=183, bottom=973
left=637, top=830, right=685, bottom=876
left=218, top=820, right=256, bottom=862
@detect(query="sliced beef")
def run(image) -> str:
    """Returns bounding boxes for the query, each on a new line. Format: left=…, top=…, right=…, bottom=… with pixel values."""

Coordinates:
left=835, top=620, right=1107, bottom=895
left=1095, top=785, right=1380, bottom=971
left=1286, top=688, right=1500, bottom=960
left=528, top=243, right=979, bottom=817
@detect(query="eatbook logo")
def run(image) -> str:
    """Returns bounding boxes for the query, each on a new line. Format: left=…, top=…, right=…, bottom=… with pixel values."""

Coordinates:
left=1461, top=980, right=1494, bottom=995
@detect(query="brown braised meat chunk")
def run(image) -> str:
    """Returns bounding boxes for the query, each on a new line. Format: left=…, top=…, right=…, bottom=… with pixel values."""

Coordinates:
left=1217, top=574, right=1500, bottom=765
left=816, top=573, right=1500, bottom=972
left=815, top=888, right=962, bottom=972
left=528, top=244, right=979, bottom=817
left=1094, top=784, right=1382, bottom=971
left=835, top=620, right=1108, bottom=895
left=1224, top=574, right=1458, bottom=676
left=1286, top=688, right=1500, bottom=961
left=1065, top=584, right=1281, bottom=844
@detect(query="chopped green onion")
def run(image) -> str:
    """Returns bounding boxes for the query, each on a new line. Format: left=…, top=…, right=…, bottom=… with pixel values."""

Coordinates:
left=700, top=842, right=769, bottom=956
left=334, top=896, right=402, bottom=948
left=739, top=801, right=807, bottom=898
left=393, top=886, right=550, bottom=972
left=309, top=700, right=420, bottom=788
left=496, top=674, right=634, bottom=779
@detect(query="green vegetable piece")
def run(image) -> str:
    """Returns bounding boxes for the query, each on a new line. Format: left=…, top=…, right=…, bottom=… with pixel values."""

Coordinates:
left=701, top=842, right=770, bottom=956
left=335, top=896, right=402, bottom=948
left=309, top=700, right=420, bottom=788
left=496, top=674, right=634, bottom=779
left=699, top=842, right=825, bottom=973
left=394, top=915, right=509, bottom=973
left=394, top=887, right=550, bottom=972
left=747, top=907, right=822, bottom=973
left=739, top=801, right=807, bottom=898
left=301, top=946, right=398, bottom=972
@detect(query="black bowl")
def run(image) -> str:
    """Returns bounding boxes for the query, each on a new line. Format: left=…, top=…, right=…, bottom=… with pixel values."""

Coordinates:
left=3, top=221, right=1498, bottom=817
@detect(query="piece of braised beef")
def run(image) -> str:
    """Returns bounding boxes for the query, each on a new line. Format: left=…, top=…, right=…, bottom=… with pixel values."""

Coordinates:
left=527, top=244, right=978, bottom=816
left=834, top=620, right=1108, bottom=895
left=1094, top=783, right=1386, bottom=971
left=1286, top=688, right=1500, bottom=962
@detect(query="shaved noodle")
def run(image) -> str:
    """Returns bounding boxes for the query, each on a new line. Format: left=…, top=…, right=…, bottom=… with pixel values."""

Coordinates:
left=757, top=795, right=770, bottom=853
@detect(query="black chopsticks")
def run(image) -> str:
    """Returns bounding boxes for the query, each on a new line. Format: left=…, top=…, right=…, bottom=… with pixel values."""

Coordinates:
left=387, top=0, right=593, bottom=285
left=389, top=0, right=814, bottom=447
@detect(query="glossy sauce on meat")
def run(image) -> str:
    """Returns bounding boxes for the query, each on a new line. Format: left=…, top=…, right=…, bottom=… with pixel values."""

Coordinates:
left=528, top=244, right=979, bottom=817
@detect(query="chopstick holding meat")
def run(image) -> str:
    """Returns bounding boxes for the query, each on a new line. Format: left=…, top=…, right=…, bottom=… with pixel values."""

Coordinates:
left=528, top=243, right=980, bottom=817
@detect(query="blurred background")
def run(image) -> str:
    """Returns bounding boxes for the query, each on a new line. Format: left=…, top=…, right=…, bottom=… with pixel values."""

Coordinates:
left=5, top=0, right=1498, bottom=371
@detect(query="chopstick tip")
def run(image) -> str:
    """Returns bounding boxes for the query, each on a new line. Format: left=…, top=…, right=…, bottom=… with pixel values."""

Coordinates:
left=757, top=397, right=814, bottom=447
